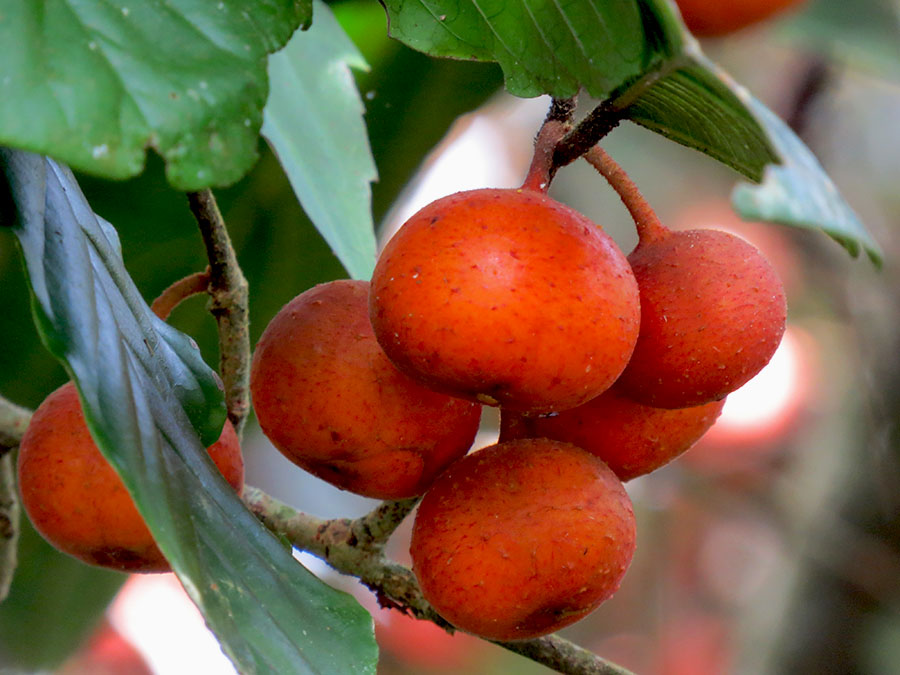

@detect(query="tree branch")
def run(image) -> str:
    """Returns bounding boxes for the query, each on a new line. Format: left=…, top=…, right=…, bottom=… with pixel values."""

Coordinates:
left=0, top=453, right=19, bottom=603
left=552, top=98, right=624, bottom=170
left=243, top=485, right=636, bottom=675
left=0, top=395, right=31, bottom=457
left=187, top=190, right=251, bottom=436
left=0, top=395, right=27, bottom=604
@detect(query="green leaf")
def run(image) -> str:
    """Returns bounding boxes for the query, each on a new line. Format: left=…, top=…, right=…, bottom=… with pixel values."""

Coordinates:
left=622, top=54, right=779, bottom=182
left=381, top=0, right=687, bottom=98
left=380, top=0, right=779, bottom=180
left=263, top=0, right=378, bottom=280
left=732, top=96, right=883, bottom=267
left=0, top=0, right=310, bottom=190
left=0, top=148, right=378, bottom=675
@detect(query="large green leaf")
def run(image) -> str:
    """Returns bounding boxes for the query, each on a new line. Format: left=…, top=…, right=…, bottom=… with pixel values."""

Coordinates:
left=622, top=53, right=779, bottom=182
left=0, top=148, right=377, bottom=675
left=382, top=0, right=686, bottom=98
left=0, top=0, right=310, bottom=189
left=732, top=97, right=883, bottom=267
left=263, top=0, right=378, bottom=280
left=380, top=0, right=780, bottom=179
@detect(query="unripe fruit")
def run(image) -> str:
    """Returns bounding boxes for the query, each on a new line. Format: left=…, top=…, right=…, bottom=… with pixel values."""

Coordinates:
left=410, top=438, right=636, bottom=641
left=369, top=188, right=640, bottom=413
left=500, top=386, right=725, bottom=481
left=18, top=382, right=243, bottom=573
left=250, top=280, right=481, bottom=499
left=616, top=228, right=787, bottom=409
left=675, top=0, right=806, bottom=36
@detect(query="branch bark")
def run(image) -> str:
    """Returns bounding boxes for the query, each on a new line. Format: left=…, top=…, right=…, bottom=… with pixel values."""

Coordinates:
left=243, top=486, right=636, bottom=675
left=0, top=453, right=19, bottom=603
left=0, top=395, right=31, bottom=457
left=187, top=190, right=251, bottom=436
left=0, top=395, right=28, bottom=604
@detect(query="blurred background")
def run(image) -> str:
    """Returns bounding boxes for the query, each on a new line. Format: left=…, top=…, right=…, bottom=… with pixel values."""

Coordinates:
left=0, top=0, right=898, bottom=673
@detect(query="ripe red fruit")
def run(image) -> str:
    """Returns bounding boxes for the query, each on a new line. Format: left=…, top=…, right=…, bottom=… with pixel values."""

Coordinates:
left=675, top=0, right=806, bottom=36
left=616, top=227, right=787, bottom=409
left=410, top=438, right=636, bottom=641
left=369, top=187, right=640, bottom=414
left=250, top=280, right=481, bottom=499
left=17, top=382, right=243, bottom=573
left=500, top=385, right=725, bottom=481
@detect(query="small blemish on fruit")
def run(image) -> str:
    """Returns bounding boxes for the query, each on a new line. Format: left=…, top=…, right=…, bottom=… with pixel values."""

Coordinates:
left=476, top=393, right=499, bottom=406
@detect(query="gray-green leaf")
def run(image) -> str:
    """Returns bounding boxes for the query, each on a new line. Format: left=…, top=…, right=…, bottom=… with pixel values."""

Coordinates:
left=1, top=148, right=378, bottom=675
left=263, top=0, right=378, bottom=280
left=622, top=53, right=779, bottom=182
left=732, top=97, right=883, bottom=267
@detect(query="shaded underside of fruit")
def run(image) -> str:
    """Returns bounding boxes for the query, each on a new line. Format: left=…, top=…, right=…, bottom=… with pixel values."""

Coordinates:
left=500, top=385, right=725, bottom=480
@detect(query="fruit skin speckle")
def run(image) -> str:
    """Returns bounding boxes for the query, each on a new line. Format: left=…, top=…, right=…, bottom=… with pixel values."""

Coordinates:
left=616, top=228, right=787, bottom=409
left=410, top=438, right=636, bottom=641
left=17, top=383, right=243, bottom=573
left=369, top=188, right=640, bottom=414
left=250, top=280, right=481, bottom=499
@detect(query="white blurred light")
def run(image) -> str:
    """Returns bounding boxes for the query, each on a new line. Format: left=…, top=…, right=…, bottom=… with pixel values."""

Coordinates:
left=109, top=574, right=237, bottom=675
left=716, top=328, right=803, bottom=431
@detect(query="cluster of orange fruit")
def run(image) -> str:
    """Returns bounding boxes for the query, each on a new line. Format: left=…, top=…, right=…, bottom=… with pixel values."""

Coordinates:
left=17, top=169, right=786, bottom=641
left=17, top=0, right=803, bottom=626
left=251, top=176, right=785, bottom=639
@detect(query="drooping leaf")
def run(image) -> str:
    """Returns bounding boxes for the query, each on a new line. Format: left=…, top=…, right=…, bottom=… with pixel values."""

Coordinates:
left=263, top=0, right=378, bottom=280
left=622, top=53, right=779, bottom=182
left=382, top=0, right=686, bottom=98
left=731, top=97, right=883, bottom=267
left=0, top=148, right=378, bottom=675
left=0, top=0, right=310, bottom=189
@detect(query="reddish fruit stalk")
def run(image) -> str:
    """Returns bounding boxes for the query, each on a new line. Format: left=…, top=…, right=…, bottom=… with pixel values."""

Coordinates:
left=585, top=145, right=669, bottom=245
left=521, top=120, right=569, bottom=193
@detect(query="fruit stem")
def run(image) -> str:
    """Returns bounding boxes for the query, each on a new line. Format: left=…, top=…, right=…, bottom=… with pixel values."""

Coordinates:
left=521, top=119, right=570, bottom=193
left=584, top=146, right=670, bottom=245
left=187, top=189, right=251, bottom=437
left=150, top=269, right=211, bottom=321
